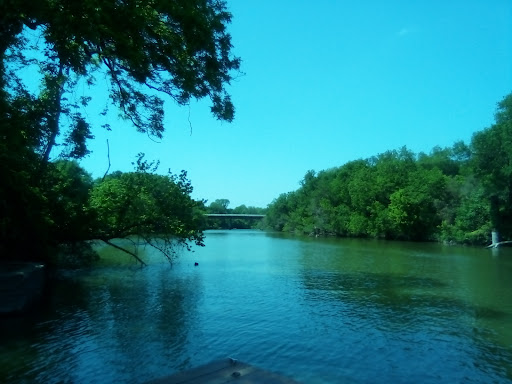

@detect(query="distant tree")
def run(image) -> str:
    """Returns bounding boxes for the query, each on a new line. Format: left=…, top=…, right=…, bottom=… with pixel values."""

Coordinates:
left=207, top=199, right=231, bottom=214
left=232, top=204, right=249, bottom=214
left=417, top=146, right=460, bottom=176
left=451, top=141, right=472, bottom=164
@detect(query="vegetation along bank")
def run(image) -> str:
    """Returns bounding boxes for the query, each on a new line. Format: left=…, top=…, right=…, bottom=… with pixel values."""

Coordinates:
left=264, top=93, right=512, bottom=246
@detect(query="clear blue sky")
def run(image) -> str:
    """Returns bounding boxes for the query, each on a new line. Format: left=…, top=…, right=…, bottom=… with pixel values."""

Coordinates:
left=79, top=0, right=512, bottom=208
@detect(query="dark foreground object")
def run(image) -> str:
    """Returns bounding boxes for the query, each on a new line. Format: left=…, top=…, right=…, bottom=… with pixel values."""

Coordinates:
left=0, top=262, right=45, bottom=315
left=145, top=358, right=300, bottom=384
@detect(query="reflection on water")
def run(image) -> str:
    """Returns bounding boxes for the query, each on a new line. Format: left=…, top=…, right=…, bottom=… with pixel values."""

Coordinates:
left=297, top=238, right=512, bottom=383
left=0, top=265, right=201, bottom=383
left=1, top=230, right=511, bottom=383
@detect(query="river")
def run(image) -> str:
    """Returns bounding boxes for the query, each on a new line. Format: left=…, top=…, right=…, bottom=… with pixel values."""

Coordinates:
left=1, top=230, right=511, bottom=383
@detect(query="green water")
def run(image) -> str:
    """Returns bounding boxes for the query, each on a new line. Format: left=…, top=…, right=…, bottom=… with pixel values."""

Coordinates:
left=1, top=230, right=512, bottom=383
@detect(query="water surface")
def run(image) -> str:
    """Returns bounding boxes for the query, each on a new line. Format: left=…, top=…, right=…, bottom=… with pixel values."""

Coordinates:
left=1, top=230, right=511, bottom=383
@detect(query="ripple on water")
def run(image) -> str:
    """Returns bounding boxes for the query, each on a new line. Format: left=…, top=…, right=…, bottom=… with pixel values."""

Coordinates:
left=2, top=233, right=512, bottom=383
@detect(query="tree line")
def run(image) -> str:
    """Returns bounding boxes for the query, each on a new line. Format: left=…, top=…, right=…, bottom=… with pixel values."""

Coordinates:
left=264, top=93, right=512, bottom=245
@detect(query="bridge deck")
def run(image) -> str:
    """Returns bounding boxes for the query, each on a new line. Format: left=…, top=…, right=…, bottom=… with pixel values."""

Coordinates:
left=205, top=214, right=265, bottom=219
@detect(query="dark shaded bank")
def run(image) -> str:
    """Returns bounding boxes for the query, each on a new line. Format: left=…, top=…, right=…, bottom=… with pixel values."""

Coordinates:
left=0, top=263, right=46, bottom=315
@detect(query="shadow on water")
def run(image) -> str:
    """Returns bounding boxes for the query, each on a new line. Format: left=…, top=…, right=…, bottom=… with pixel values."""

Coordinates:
left=0, top=264, right=202, bottom=383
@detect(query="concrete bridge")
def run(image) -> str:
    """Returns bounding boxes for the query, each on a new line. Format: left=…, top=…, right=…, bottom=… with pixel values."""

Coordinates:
left=204, top=214, right=265, bottom=219
left=204, top=214, right=265, bottom=229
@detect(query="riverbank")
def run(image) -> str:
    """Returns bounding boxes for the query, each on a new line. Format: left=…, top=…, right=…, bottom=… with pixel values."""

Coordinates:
left=0, top=263, right=45, bottom=315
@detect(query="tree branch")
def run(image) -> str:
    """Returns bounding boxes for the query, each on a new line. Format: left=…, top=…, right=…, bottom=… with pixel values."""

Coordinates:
left=100, top=218, right=158, bottom=240
left=42, top=63, right=66, bottom=164
left=102, top=58, right=138, bottom=124
left=141, top=235, right=177, bottom=266
left=487, top=240, right=512, bottom=248
left=102, top=139, right=111, bottom=181
left=143, top=80, right=180, bottom=103
left=101, top=238, right=147, bottom=266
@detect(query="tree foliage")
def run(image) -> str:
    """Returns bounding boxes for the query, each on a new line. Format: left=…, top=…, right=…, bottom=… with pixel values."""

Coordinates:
left=470, top=94, right=512, bottom=237
left=1, top=1, right=239, bottom=264
left=265, top=93, right=512, bottom=245
left=207, top=198, right=231, bottom=214
left=2, top=0, right=240, bottom=127
left=90, top=161, right=204, bottom=265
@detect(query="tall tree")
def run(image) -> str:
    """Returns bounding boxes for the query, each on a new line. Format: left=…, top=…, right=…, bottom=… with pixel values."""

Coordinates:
left=470, top=93, right=512, bottom=240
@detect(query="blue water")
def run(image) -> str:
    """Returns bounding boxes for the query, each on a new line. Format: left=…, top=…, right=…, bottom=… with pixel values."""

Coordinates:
left=1, top=230, right=511, bottom=383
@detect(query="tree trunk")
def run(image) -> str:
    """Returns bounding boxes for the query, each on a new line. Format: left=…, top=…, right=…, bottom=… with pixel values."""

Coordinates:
left=42, top=64, right=66, bottom=164
left=491, top=230, right=499, bottom=246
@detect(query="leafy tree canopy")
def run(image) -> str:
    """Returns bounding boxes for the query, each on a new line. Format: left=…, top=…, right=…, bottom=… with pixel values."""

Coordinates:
left=90, top=156, right=205, bottom=265
left=1, top=0, right=240, bottom=164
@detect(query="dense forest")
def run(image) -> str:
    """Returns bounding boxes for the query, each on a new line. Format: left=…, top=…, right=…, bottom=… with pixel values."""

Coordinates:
left=265, top=93, right=512, bottom=246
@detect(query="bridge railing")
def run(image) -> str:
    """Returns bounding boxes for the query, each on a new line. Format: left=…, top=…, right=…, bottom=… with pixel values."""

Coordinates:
left=204, top=214, right=265, bottom=219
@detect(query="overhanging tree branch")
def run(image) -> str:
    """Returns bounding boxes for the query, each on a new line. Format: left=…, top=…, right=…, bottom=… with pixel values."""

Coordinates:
left=101, top=238, right=147, bottom=266
left=102, top=139, right=110, bottom=180
left=141, top=234, right=178, bottom=266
